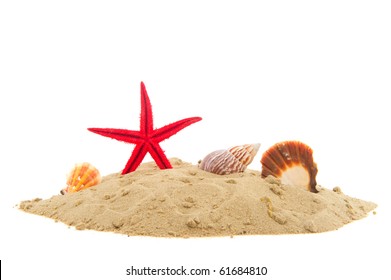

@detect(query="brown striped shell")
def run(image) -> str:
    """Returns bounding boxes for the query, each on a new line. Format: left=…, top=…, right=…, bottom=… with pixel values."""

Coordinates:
left=199, top=144, right=260, bottom=175
left=60, top=162, right=101, bottom=194
left=260, top=141, right=318, bottom=193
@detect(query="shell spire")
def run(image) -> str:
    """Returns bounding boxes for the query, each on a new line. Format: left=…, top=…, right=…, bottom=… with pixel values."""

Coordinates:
left=199, top=143, right=260, bottom=175
left=61, top=162, right=101, bottom=194
left=261, top=141, right=318, bottom=193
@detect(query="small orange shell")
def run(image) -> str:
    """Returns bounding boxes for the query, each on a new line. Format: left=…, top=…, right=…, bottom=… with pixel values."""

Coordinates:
left=199, top=143, right=260, bottom=175
left=61, top=162, right=101, bottom=194
left=261, top=141, right=318, bottom=193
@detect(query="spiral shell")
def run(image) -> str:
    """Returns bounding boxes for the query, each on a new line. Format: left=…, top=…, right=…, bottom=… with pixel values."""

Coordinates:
left=199, top=144, right=260, bottom=175
left=261, top=141, right=318, bottom=193
left=60, top=162, right=101, bottom=194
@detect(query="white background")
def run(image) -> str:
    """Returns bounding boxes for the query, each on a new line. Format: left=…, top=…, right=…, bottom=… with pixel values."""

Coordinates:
left=0, top=0, right=390, bottom=279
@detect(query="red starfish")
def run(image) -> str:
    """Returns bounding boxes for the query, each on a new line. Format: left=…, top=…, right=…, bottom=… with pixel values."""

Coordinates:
left=88, top=82, right=202, bottom=174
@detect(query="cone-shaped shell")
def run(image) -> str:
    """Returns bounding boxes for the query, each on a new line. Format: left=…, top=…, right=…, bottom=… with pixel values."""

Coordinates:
left=61, top=162, right=101, bottom=194
left=261, top=141, right=318, bottom=193
left=199, top=144, right=260, bottom=175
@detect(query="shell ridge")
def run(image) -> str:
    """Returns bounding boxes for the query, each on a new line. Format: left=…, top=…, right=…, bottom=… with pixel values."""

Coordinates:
left=76, top=164, right=92, bottom=189
left=70, top=164, right=82, bottom=188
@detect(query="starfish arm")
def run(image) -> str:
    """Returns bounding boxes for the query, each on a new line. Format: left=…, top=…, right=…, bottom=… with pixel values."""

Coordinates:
left=88, top=128, right=142, bottom=144
left=140, top=82, right=154, bottom=135
left=151, top=117, right=202, bottom=142
left=121, top=143, right=149, bottom=174
left=148, top=142, right=173, bottom=169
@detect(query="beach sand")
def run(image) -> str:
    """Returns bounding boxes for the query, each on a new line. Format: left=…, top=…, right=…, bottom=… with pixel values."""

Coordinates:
left=19, top=158, right=377, bottom=237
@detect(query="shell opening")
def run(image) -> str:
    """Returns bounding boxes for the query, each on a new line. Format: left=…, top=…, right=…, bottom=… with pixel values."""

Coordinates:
left=280, top=165, right=310, bottom=190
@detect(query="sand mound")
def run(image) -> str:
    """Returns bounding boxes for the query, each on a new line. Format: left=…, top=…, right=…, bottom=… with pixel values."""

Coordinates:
left=19, top=158, right=377, bottom=237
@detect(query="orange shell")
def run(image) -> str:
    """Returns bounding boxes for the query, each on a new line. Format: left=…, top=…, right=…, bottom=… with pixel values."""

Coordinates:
left=199, top=143, right=260, bottom=175
left=260, top=141, right=318, bottom=193
left=61, top=162, right=101, bottom=194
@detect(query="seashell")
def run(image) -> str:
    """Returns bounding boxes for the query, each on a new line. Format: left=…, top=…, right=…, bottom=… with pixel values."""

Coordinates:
left=199, top=143, right=260, bottom=175
left=60, top=162, right=101, bottom=194
left=260, top=141, right=318, bottom=193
